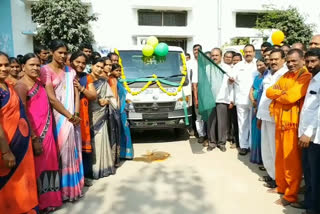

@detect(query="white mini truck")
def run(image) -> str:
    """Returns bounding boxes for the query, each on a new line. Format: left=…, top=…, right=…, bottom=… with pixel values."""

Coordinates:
left=118, top=46, right=193, bottom=130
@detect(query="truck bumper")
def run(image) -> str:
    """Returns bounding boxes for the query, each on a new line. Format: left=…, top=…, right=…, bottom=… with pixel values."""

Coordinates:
left=128, top=107, right=193, bottom=129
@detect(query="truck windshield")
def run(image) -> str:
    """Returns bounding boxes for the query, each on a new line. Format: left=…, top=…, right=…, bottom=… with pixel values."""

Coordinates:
left=119, top=50, right=183, bottom=82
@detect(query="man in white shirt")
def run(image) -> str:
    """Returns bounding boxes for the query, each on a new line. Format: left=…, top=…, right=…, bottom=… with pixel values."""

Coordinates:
left=188, top=44, right=206, bottom=143
left=229, top=44, right=258, bottom=155
left=298, top=48, right=320, bottom=214
left=256, top=49, right=287, bottom=188
left=206, top=48, right=233, bottom=152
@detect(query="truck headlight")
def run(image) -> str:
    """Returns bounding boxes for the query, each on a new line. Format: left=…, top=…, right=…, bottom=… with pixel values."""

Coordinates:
left=126, top=100, right=135, bottom=112
left=174, top=96, right=191, bottom=110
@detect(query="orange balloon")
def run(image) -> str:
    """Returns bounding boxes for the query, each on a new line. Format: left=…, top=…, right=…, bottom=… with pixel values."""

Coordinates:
left=271, top=31, right=285, bottom=45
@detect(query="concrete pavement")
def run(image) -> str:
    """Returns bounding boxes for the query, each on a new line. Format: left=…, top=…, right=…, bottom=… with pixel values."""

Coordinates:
left=54, top=130, right=301, bottom=214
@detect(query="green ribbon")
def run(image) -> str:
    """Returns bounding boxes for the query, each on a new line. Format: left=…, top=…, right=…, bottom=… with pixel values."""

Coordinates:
left=120, top=78, right=180, bottom=87
left=120, top=77, right=190, bottom=126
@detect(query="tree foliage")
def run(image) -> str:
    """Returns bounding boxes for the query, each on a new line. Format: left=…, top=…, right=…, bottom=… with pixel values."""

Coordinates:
left=255, top=6, right=314, bottom=45
left=31, top=0, right=97, bottom=51
left=229, top=37, right=250, bottom=46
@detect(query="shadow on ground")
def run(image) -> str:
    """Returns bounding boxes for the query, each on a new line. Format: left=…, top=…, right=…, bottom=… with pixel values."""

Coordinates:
left=54, top=183, right=109, bottom=213
left=237, top=152, right=303, bottom=214
left=108, top=164, right=213, bottom=214
left=188, top=138, right=206, bottom=154
left=132, top=129, right=190, bottom=144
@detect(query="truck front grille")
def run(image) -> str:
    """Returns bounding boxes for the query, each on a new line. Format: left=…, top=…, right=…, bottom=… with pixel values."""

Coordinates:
left=134, top=102, right=176, bottom=113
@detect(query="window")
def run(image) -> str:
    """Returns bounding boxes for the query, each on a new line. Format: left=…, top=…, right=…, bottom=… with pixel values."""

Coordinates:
left=138, top=10, right=187, bottom=26
left=236, top=12, right=265, bottom=28
left=138, top=11, right=162, bottom=26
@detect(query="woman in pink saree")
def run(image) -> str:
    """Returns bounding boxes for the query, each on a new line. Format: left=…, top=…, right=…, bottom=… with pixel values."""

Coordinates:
left=40, top=40, right=84, bottom=201
left=14, top=53, right=62, bottom=212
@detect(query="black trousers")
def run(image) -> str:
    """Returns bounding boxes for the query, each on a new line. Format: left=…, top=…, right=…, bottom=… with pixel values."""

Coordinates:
left=227, top=105, right=239, bottom=147
left=82, top=152, right=93, bottom=179
left=207, top=103, right=228, bottom=145
left=302, top=142, right=320, bottom=213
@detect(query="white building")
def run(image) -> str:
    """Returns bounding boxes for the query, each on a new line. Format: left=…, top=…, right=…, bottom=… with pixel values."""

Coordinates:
left=1, top=0, right=320, bottom=56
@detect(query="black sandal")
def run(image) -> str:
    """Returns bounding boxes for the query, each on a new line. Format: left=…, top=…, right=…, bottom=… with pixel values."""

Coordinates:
left=259, top=166, right=266, bottom=171
left=263, top=182, right=277, bottom=188
left=259, top=175, right=272, bottom=182
left=290, top=201, right=306, bottom=209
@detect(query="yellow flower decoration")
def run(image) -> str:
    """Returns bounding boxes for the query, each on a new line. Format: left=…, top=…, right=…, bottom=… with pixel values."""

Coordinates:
left=115, top=49, right=187, bottom=96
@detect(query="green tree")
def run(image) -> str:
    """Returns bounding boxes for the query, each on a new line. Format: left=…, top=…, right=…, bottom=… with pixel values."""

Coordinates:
left=31, top=0, right=97, bottom=51
left=255, top=6, right=314, bottom=45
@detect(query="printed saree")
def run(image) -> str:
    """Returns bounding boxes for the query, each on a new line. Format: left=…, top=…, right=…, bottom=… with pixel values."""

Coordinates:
left=0, top=83, right=39, bottom=214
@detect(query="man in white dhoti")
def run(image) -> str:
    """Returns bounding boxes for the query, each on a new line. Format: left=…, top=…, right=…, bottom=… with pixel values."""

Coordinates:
left=256, top=49, right=287, bottom=188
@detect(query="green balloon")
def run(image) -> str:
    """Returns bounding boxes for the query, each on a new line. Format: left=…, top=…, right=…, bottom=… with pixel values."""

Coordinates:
left=154, top=43, right=169, bottom=57
left=142, top=45, right=154, bottom=57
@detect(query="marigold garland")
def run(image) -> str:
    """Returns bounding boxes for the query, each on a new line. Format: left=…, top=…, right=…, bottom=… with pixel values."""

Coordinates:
left=115, top=49, right=187, bottom=96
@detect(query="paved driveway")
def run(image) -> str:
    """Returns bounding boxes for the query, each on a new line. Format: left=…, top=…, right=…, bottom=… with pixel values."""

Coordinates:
left=55, top=130, right=301, bottom=214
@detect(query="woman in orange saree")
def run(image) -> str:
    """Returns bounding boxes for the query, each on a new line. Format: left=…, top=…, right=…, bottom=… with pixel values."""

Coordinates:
left=71, top=51, right=97, bottom=185
left=0, top=52, right=39, bottom=213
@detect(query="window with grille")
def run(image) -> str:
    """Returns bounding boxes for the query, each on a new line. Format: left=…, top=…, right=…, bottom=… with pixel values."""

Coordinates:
left=138, top=10, right=187, bottom=26
left=236, top=12, right=265, bottom=28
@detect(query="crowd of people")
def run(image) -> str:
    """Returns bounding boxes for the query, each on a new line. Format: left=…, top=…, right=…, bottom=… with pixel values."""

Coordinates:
left=187, top=35, right=320, bottom=214
left=1, top=32, right=320, bottom=214
left=0, top=40, right=133, bottom=214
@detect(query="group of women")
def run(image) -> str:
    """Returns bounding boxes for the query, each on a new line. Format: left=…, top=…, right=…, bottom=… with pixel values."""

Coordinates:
left=0, top=39, right=133, bottom=214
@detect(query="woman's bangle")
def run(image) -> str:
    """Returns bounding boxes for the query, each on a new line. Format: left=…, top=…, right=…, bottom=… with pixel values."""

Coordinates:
left=68, top=115, right=75, bottom=122
left=1, top=150, right=10, bottom=156
left=75, top=112, right=80, bottom=117
left=31, top=135, right=38, bottom=140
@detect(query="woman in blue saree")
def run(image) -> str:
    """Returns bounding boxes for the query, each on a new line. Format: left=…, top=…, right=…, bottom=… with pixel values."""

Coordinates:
left=118, top=80, right=134, bottom=159
left=249, top=58, right=267, bottom=164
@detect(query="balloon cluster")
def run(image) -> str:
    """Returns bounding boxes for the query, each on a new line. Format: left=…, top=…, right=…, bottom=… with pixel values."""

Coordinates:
left=271, top=30, right=285, bottom=45
left=142, top=36, right=169, bottom=57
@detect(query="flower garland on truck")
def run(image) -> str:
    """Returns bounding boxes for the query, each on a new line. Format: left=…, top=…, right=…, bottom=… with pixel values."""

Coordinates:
left=114, top=49, right=187, bottom=96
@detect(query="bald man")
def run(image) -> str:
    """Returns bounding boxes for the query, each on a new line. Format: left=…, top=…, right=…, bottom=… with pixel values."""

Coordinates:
left=292, top=42, right=307, bottom=53
left=309, top=34, right=320, bottom=49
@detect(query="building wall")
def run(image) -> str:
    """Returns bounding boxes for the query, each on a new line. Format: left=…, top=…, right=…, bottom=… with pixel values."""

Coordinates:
left=11, top=0, right=34, bottom=56
left=5, top=0, right=320, bottom=56
left=0, top=0, right=14, bottom=56
left=91, top=0, right=218, bottom=54
left=90, top=0, right=320, bottom=55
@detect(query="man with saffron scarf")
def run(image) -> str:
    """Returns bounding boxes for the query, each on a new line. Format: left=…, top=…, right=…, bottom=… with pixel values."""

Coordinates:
left=266, top=49, right=312, bottom=206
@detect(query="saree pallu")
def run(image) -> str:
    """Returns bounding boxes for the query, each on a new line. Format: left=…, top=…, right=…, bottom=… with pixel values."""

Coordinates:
left=108, top=105, right=121, bottom=167
left=90, top=79, right=115, bottom=178
left=250, top=74, right=264, bottom=164
left=41, top=65, right=84, bottom=201
left=26, top=81, right=62, bottom=210
left=78, top=73, right=93, bottom=178
left=117, top=82, right=134, bottom=159
left=108, top=78, right=121, bottom=167
left=0, top=84, right=39, bottom=214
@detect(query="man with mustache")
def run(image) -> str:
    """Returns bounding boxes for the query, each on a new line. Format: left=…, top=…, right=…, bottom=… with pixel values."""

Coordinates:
left=206, top=48, right=233, bottom=152
left=257, top=49, right=287, bottom=188
left=298, top=48, right=320, bottom=214
left=229, top=44, right=258, bottom=155
left=266, top=49, right=312, bottom=206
